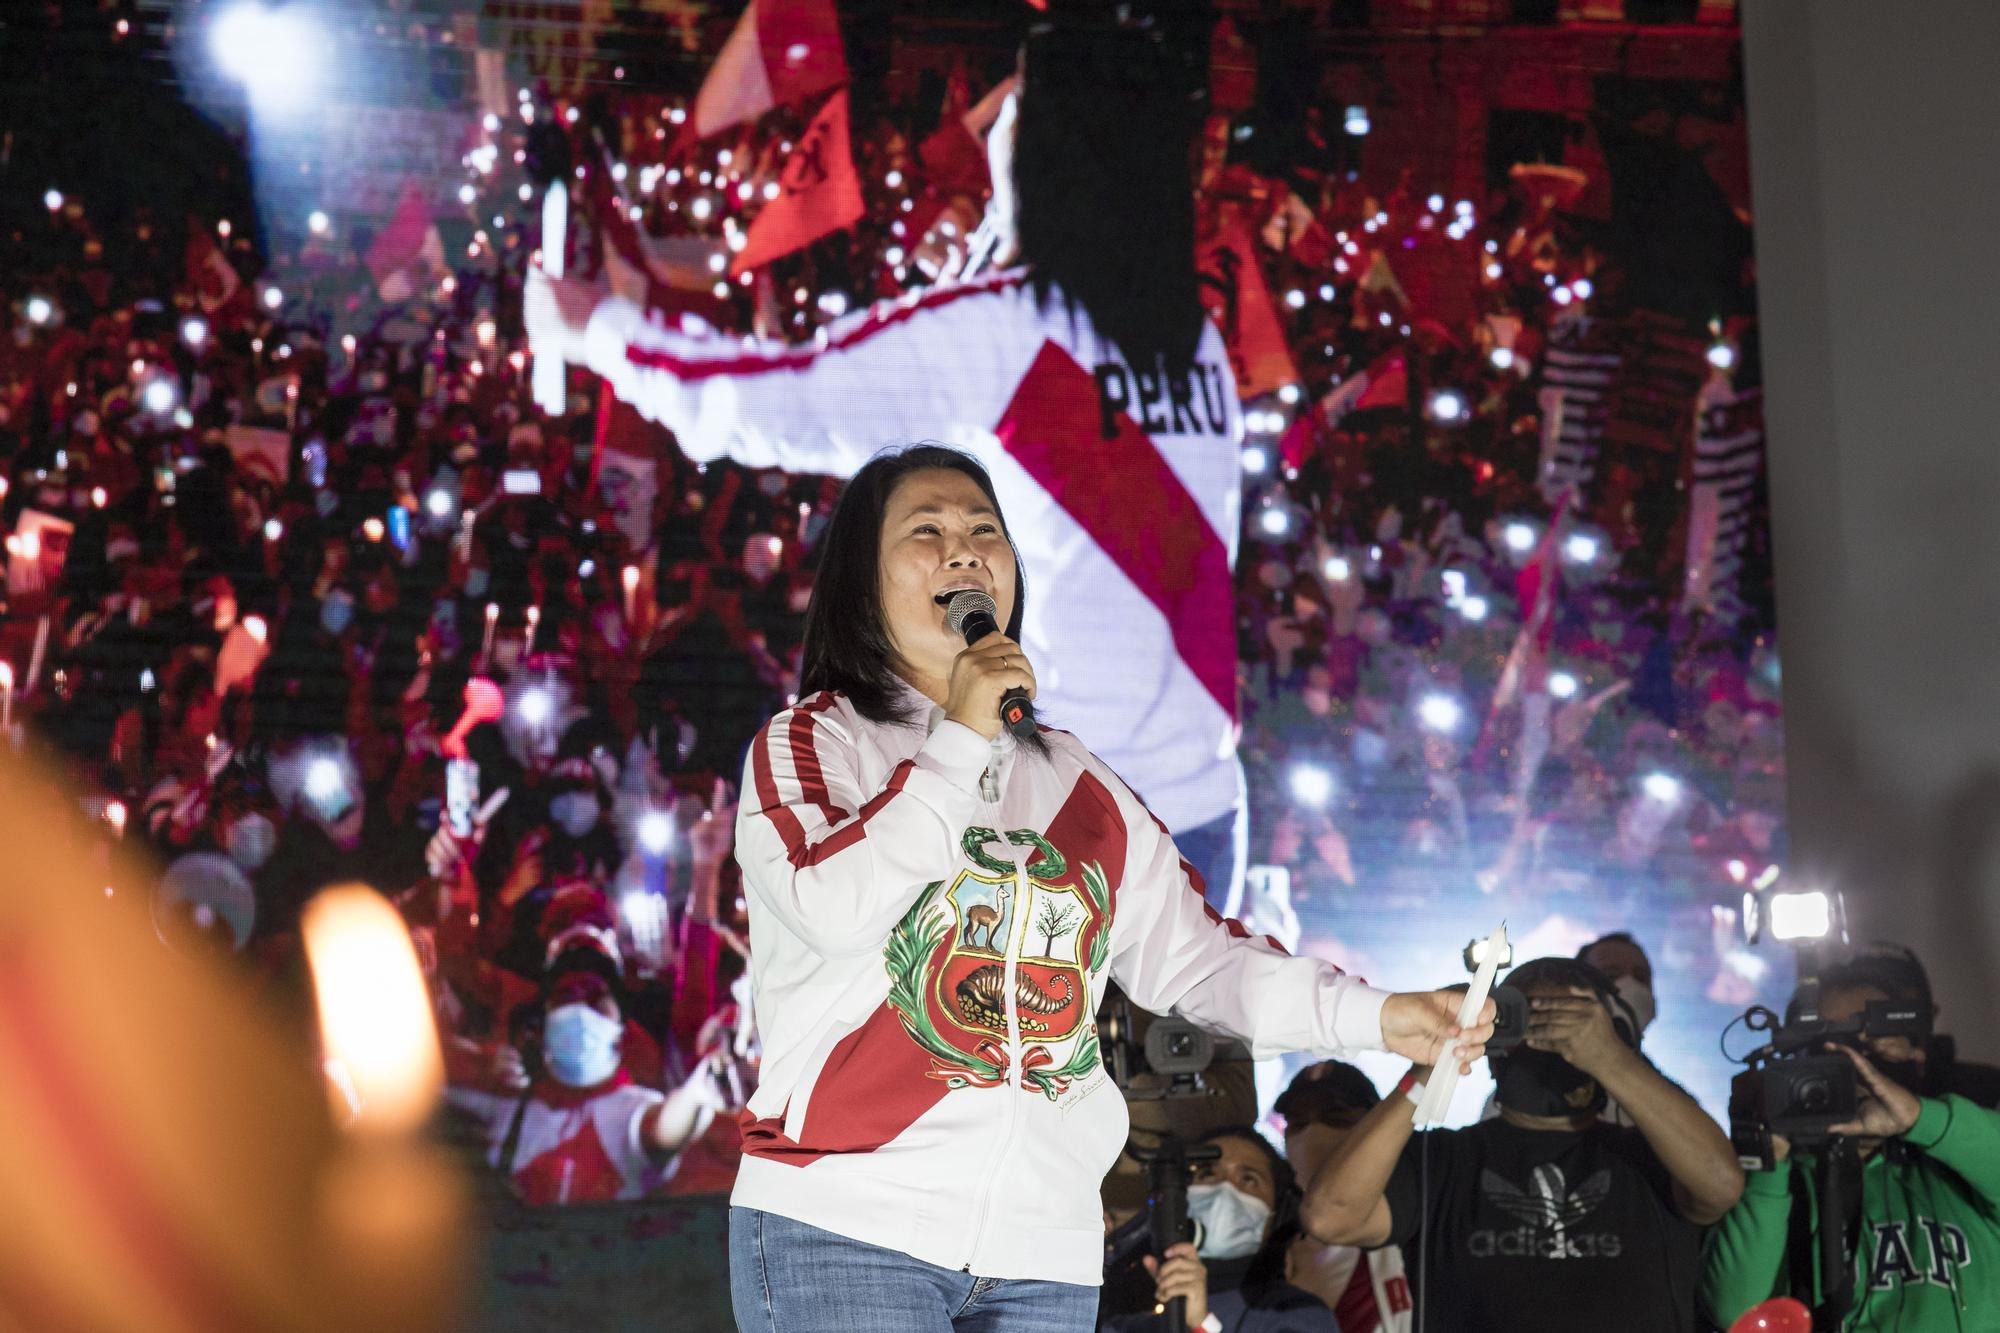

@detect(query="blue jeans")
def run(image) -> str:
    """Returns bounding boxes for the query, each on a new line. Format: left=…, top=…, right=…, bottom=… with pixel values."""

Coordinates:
left=730, top=1207, right=1100, bottom=1332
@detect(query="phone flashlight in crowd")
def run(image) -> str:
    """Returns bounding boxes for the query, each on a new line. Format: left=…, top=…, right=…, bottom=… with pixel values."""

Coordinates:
left=1426, top=388, right=1467, bottom=423
left=304, top=756, right=351, bottom=816
left=1241, top=444, right=1269, bottom=475
left=1257, top=505, right=1290, bottom=537
left=1323, top=554, right=1351, bottom=581
left=637, top=810, right=673, bottom=858
left=502, top=469, right=541, bottom=496
left=25, top=295, right=54, bottom=326
left=1548, top=670, right=1579, bottom=699
left=361, top=517, right=386, bottom=544
left=1564, top=532, right=1601, bottom=565
left=1418, top=692, right=1464, bottom=734
left=181, top=315, right=208, bottom=348
left=515, top=686, right=554, bottom=729
left=386, top=507, right=412, bottom=552
left=1769, top=889, right=1836, bottom=943
left=1441, top=570, right=1468, bottom=602
left=262, top=286, right=283, bottom=311
left=1287, top=764, right=1334, bottom=808
left=1463, top=932, right=1514, bottom=973
left=1641, top=771, right=1683, bottom=805
left=1489, top=346, right=1516, bottom=371
left=141, top=378, right=177, bottom=414
left=1459, top=594, right=1490, bottom=623
left=104, top=799, right=128, bottom=839
left=243, top=614, right=268, bottom=644
left=425, top=488, right=455, bottom=520
left=263, top=517, right=282, bottom=542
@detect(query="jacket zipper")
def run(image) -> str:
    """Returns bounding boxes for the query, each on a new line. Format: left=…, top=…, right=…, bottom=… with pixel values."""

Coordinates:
left=960, top=772, right=1025, bottom=1270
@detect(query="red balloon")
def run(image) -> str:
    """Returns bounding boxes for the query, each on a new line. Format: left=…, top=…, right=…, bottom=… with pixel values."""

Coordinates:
left=1729, top=1298, right=1812, bottom=1333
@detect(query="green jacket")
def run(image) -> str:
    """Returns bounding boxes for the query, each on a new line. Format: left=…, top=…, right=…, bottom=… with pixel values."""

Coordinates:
left=1701, top=1095, right=2000, bottom=1330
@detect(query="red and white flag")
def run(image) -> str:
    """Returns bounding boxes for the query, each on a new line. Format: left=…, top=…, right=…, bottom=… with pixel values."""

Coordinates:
left=730, top=90, right=864, bottom=275
left=367, top=185, right=445, bottom=304
left=684, top=0, right=846, bottom=144
left=1195, top=224, right=1300, bottom=400
left=184, top=228, right=241, bottom=314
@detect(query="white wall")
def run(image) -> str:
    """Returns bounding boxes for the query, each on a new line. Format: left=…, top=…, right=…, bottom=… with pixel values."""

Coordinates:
left=1742, top=1, right=2000, bottom=1048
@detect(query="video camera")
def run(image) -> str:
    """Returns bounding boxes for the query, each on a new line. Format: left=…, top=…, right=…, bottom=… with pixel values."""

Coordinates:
left=1099, top=987, right=1249, bottom=1101
left=1725, top=887, right=1933, bottom=1167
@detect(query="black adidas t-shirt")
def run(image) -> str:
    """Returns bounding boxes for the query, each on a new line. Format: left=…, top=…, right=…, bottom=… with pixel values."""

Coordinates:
left=1379, top=1118, right=1700, bottom=1332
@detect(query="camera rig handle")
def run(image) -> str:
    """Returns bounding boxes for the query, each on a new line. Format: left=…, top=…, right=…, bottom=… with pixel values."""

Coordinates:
left=1129, top=1135, right=1223, bottom=1333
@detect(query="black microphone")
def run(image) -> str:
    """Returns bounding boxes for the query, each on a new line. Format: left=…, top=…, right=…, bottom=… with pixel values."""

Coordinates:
left=944, top=590, right=1038, bottom=739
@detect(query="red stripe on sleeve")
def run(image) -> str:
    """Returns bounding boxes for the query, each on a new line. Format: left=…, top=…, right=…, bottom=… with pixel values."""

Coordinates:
left=625, top=272, right=1022, bottom=382
left=787, top=693, right=847, bottom=826
left=751, top=715, right=809, bottom=860
left=787, top=759, right=914, bottom=870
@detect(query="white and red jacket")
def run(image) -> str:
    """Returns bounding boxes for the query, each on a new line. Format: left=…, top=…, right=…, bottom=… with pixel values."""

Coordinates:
left=730, top=687, right=1388, bottom=1284
left=583, top=270, right=1244, bottom=834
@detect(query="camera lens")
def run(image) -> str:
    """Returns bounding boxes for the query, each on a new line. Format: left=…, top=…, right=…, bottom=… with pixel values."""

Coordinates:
left=1794, top=1076, right=1831, bottom=1114
left=1166, top=1032, right=1195, bottom=1058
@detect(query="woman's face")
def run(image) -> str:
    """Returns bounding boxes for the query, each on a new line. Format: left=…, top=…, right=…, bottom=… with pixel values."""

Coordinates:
left=878, top=468, right=1017, bottom=687
left=1193, top=1136, right=1279, bottom=1215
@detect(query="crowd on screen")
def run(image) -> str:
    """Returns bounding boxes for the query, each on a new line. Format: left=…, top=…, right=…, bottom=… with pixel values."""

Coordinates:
left=0, top=14, right=1784, bottom=1219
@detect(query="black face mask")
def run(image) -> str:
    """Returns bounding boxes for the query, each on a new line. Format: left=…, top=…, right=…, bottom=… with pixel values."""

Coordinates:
left=1493, top=1049, right=1606, bottom=1119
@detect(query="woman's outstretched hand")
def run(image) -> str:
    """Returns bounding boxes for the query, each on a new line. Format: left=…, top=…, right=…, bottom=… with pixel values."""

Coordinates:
left=1380, top=990, right=1496, bottom=1074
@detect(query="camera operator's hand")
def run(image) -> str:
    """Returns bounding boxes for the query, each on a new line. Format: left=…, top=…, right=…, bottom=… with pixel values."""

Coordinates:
left=1381, top=990, right=1495, bottom=1074
left=1526, top=987, right=1631, bottom=1077
left=1143, top=1241, right=1208, bottom=1330
left=1827, top=1043, right=1922, bottom=1140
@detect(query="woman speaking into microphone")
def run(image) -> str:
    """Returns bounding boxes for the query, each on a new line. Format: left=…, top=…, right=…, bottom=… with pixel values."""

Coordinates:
left=727, top=444, right=1492, bottom=1332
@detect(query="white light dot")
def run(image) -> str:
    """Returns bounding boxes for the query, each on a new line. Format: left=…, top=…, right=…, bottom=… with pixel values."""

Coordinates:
left=1242, top=445, right=1269, bottom=475
left=1278, top=383, right=1302, bottom=406
left=1490, top=346, right=1515, bottom=371
left=885, top=170, right=904, bottom=189
left=308, top=210, right=330, bottom=235
left=637, top=811, right=673, bottom=856
left=44, top=189, right=62, bottom=212
left=1430, top=390, right=1466, bottom=422
left=1318, top=283, right=1336, bottom=302
left=1258, top=507, right=1290, bottom=536
left=1503, top=522, right=1537, bottom=553
left=1426, top=194, right=1444, bottom=213
left=1552, top=286, right=1573, bottom=305
left=263, top=286, right=283, bottom=310
left=763, top=181, right=781, bottom=201
left=1418, top=694, right=1463, bottom=734
left=1284, top=289, right=1306, bottom=310
left=426, top=489, right=454, bottom=519
left=1642, top=772, right=1683, bottom=804
left=1548, top=671, right=1579, bottom=700
left=1288, top=765, right=1335, bottom=807
left=1460, top=595, right=1490, bottom=623
left=1564, top=533, right=1601, bottom=564
left=1707, top=343, right=1737, bottom=370
left=142, top=379, right=176, bottom=413
left=1571, top=278, right=1593, bottom=299
left=691, top=196, right=713, bottom=220
left=1324, top=555, right=1351, bottom=581
left=25, top=296, right=52, bottom=325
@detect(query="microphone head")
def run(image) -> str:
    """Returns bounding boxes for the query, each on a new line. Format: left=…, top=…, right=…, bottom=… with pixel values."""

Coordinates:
left=944, top=588, right=1000, bottom=639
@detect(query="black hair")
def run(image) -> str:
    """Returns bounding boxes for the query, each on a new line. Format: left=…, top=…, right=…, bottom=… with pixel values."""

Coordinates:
left=1196, top=1126, right=1301, bottom=1297
left=797, top=445, right=1049, bottom=756
left=1274, top=1059, right=1382, bottom=1130
left=1820, top=944, right=1935, bottom=1011
left=1015, top=15, right=1205, bottom=378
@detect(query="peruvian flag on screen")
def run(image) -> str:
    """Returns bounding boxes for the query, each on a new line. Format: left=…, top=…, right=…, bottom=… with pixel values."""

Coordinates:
left=368, top=185, right=445, bottom=304
left=730, top=90, right=863, bottom=274
left=685, top=0, right=846, bottom=144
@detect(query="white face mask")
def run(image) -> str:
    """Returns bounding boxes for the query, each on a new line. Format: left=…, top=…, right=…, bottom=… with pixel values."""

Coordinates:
left=1613, top=974, right=1656, bottom=1038
left=1187, top=1180, right=1271, bottom=1261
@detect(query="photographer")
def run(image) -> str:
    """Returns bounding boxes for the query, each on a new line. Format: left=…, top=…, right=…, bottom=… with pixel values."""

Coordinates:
left=1300, top=958, right=1744, bottom=1332
left=1278, top=1062, right=1411, bottom=1333
left=1701, top=952, right=2000, bottom=1328
left=446, top=940, right=741, bottom=1206
left=1107, top=1126, right=1337, bottom=1333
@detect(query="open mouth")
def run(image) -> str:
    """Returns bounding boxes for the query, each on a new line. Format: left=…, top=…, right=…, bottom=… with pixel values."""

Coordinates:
left=933, top=586, right=988, bottom=607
